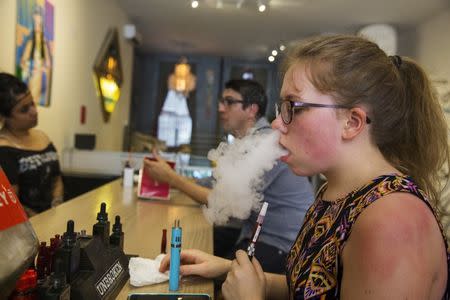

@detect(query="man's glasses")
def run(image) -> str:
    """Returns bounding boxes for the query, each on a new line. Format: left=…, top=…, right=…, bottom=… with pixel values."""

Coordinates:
left=219, top=97, right=244, bottom=106
left=275, top=100, right=371, bottom=125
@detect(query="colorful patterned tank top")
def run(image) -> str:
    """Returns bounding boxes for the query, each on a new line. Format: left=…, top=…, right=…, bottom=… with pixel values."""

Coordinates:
left=286, top=174, right=449, bottom=299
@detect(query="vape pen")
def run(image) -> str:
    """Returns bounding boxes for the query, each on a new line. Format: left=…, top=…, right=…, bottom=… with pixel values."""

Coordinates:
left=247, top=202, right=269, bottom=259
left=169, top=219, right=182, bottom=291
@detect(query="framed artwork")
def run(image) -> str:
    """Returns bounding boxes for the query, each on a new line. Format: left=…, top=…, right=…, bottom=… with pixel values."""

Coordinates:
left=93, top=28, right=123, bottom=122
left=15, top=0, right=54, bottom=107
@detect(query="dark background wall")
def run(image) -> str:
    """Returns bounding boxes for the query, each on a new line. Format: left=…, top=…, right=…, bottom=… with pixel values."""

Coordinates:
left=129, top=51, right=279, bottom=156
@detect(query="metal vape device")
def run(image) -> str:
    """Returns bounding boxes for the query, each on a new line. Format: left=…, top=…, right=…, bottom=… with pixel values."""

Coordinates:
left=169, top=219, right=182, bottom=291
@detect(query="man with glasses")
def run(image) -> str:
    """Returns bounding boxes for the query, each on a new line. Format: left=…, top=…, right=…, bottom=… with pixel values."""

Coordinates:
left=144, top=79, right=314, bottom=274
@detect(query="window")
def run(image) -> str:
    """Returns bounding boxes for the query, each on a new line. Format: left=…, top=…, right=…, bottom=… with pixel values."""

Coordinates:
left=157, top=90, right=192, bottom=147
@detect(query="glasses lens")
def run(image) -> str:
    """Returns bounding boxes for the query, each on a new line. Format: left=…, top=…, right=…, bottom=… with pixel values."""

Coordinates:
left=281, top=101, right=291, bottom=124
left=219, top=97, right=241, bottom=106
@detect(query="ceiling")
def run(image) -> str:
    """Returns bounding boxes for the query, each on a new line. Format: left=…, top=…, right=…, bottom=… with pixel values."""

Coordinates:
left=116, top=0, right=449, bottom=60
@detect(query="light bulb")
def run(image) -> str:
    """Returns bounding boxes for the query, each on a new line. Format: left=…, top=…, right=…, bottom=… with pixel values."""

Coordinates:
left=191, top=0, right=199, bottom=8
left=272, top=50, right=278, bottom=56
left=268, top=56, right=275, bottom=62
left=279, top=44, right=286, bottom=51
left=258, top=4, right=266, bottom=12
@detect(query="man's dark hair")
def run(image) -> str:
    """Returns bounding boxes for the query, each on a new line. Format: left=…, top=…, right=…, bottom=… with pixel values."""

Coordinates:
left=225, top=79, right=267, bottom=119
left=0, top=73, right=28, bottom=117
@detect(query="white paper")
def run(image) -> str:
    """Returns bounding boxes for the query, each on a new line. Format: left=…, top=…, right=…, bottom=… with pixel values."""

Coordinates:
left=129, top=254, right=169, bottom=287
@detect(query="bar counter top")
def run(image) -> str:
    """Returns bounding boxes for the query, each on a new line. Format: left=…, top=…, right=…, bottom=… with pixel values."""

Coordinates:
left=29, top=179, right=214, bottom=299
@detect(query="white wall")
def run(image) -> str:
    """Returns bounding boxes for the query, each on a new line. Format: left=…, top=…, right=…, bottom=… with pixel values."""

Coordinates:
left=0, top=0, right=133, bottom=152
left=0, top=1, right=16, bottom=72
left=416, top=10, right=450, bottom=81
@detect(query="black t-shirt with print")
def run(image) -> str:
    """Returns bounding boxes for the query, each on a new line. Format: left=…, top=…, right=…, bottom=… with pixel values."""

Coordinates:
left=0, top=143, right=61, bottom=212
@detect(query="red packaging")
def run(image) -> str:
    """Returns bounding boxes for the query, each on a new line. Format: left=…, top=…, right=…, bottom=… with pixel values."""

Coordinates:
left=0, top=168, right=39, bottom=297
left=137, top=157, right=175, bottom=200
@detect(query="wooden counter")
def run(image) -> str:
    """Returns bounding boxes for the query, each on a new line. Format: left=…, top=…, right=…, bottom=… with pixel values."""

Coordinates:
left=29, top=179, right=214, bottom=299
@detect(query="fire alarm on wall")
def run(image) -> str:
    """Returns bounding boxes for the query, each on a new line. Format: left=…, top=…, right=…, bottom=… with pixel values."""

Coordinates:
left=123, top=24, right=142, bottom=46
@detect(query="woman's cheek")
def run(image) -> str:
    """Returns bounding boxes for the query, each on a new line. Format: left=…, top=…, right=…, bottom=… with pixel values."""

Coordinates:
left=292, top=124, right=339, bottom=171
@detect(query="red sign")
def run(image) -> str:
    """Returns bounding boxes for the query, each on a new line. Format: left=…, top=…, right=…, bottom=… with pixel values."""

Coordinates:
left=0, top=168, right=28, bottom=230
left=137, top=157, right=175, bottom=200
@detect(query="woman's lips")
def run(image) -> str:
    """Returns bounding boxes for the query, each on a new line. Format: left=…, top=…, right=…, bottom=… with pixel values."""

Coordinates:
left=279, top=144, right=290, bottom=162
left=280, top=153, right=290, bottom=162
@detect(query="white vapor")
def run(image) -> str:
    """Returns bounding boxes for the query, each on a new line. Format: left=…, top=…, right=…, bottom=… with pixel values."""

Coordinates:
left=202, top=130, right=287, bottom=225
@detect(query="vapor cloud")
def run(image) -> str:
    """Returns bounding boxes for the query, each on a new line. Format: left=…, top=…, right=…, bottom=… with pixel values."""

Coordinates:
left=203, top=130, right=287, bottom=225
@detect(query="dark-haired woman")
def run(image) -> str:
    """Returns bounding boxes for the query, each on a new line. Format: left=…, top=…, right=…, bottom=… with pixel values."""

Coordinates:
left=0, top=72, right=62, bottom=216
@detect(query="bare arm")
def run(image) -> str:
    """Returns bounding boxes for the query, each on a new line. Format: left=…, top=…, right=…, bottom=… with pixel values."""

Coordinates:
left=12, top=183, right=38, bottom=217
left=143, top=150, right=210, bottom=205
left=51, top=175, right=64, bottom=207
left=265, top=273, right=289, bottom=300
left=340, top=193, right=447, bottom=299
left=222, top=250, right=266, bottom=300
left=221, top=251, right=289, bottom=300
left=169, top=171, right=210, bottom=205
left=159, top=249, right=232, bottom=279
left=11, top=183, right=19, bottom=196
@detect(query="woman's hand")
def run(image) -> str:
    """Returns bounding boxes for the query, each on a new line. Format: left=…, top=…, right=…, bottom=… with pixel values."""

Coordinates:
left=159, top=249, right=232, bottom=279
left=222, top=250, right=266, bottom=300
left=143, top=150, right=177, bottom=185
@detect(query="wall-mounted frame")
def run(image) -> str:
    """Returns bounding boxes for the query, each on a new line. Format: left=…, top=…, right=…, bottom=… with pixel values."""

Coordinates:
left=93, top=28, right=123, bottom=122
left=15, top=0, right=55, bottom=107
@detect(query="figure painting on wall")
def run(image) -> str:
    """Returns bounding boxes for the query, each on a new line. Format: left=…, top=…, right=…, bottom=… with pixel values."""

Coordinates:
left=15, top=0, right=54, bottom=107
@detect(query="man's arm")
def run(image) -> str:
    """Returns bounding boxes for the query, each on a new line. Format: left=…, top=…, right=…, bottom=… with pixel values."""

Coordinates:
left=169, top=172, right=210, bottom=205
left=143, top=153, right=211, bottom=205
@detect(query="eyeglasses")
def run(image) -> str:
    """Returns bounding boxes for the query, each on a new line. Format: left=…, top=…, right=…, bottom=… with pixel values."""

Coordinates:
left=275, top=100, right=371, bottom=125
left=218, top=97, right=244, bottom=106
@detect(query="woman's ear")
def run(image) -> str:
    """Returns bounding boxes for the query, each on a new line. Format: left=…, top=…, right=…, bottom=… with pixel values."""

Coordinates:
left=342, top=107, right=368, bottom=140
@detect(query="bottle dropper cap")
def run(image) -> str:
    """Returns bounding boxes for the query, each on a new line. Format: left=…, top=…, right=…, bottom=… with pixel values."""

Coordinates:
left=112, top=215, right=122, bottom=234
left=97, top=202, right=108, bottom=223
left=62, top=220, right=76, bottom=247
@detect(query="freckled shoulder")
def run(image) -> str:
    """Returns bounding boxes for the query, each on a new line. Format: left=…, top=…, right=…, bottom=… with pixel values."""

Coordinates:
left=342, top=192, right=446, bottom=296
left=349, top=192, right=441, bottom=252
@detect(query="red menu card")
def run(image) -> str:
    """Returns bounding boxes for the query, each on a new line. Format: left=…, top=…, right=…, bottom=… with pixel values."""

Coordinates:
left=137, top=158, right=175, bottom=200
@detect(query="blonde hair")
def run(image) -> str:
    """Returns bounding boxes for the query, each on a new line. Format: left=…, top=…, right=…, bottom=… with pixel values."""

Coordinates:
left=283, top=34, right=449, bottom=212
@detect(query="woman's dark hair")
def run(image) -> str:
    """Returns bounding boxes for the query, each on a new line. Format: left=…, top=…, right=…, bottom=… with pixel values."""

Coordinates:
left=225, top=79, right=268, bottom=118
left=283, top=34, right=449, bottom=211
left=0, top=72, right=29, bottom=117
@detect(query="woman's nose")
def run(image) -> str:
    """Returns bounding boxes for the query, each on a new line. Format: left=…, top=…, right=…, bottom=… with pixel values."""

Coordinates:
left=271, top=115, right=287, bottom=133
left=30, top=106, right=37, bottom=116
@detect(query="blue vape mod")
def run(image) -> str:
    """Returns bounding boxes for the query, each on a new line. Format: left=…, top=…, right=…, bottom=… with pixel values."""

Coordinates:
left=169, top=219, right=182, bottom=291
